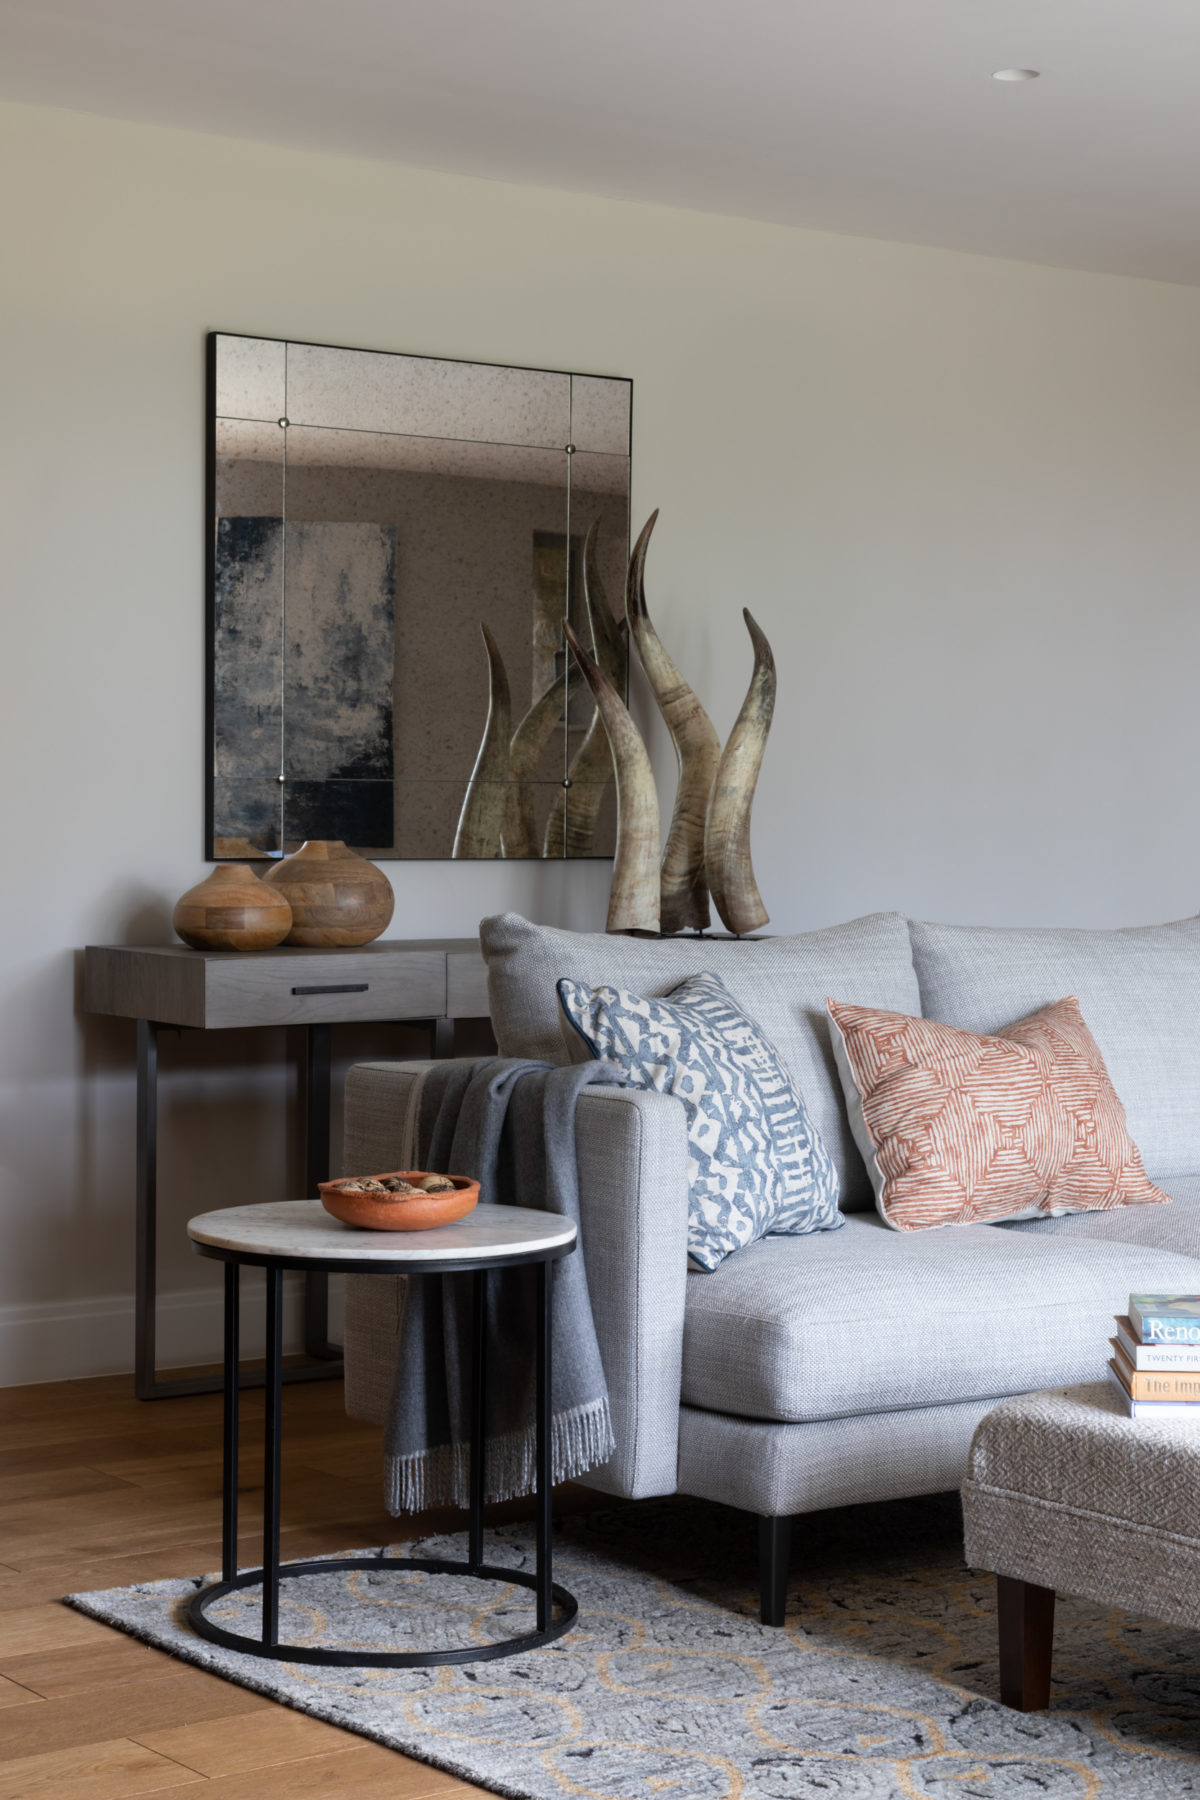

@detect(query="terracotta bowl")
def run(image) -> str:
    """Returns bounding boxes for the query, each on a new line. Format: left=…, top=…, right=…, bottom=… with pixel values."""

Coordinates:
left=318, top=1170, right=479, bottom=1232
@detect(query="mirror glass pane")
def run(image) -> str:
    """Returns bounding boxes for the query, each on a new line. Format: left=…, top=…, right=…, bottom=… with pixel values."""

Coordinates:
left=209, top=336, right=631, bottom=859
left=571, top=374, right=631, bottom=456
left=286, top=344, right=571, bottom=447
left=212, top=418, right=285, bottom=855
left=214, top=335, right=286, bottom=423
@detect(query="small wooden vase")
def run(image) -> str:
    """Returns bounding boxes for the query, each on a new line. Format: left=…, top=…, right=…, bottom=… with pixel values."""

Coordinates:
left=173, top=864, right=293, bottom=951
left=263, top=840, right=395, bottom=947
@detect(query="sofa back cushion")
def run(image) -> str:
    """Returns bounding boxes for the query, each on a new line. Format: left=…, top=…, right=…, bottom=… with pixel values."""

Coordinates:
left=909, top=916, right=1200, bottom=1182
left=480, top=911, right=922, bottom=1209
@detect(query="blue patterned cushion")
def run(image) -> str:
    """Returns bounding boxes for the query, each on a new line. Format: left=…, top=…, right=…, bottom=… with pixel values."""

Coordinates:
left=557, top=970, right=842, bottom=1270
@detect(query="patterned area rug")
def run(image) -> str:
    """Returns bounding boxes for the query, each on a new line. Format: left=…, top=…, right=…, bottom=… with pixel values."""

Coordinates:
left=66, top=1494, right=1200, bottom=1799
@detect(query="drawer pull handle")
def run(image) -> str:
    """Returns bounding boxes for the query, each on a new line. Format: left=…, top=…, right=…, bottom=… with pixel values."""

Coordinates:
left=291, top=983, right=369, bottom=996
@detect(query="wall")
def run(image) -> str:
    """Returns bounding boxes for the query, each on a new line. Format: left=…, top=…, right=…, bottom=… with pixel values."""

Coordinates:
left=3, top=101, right=1200, bottom=1382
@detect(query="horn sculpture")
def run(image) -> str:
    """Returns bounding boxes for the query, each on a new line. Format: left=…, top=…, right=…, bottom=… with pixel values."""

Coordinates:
left=542, top=521, right=627, bottom=858
left=452, top=623, right=511, bottom=859
left=705, top=609, right=775, bottom=935
left=504, top=661, right=583, bottom=859
left=581, top=518, right=627, bottom=684
left=562, top=622, right=660, bottom=934
left=625, top=510, right=722, bottom=934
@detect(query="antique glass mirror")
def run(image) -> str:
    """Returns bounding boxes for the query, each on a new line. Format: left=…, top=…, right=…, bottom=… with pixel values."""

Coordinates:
left=207, top=333, right=632, bottom=859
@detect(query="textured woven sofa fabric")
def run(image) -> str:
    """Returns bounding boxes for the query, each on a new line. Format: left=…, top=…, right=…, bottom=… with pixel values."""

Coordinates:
left=679, top=1206, right=1200, bottom=1423
left=557, top=971, right=841, bottom=1270
left=909, top=915, right=1200, bottom=1182
left=827, top=994, right=1168, bottom=1231
left=963, top=1381, right=1200, bottom=1634
left=677, top=1394, right=1004, bottom=1516
left=481, top=910, right=922, bottom=1210
left=1003, top=1170, right=1200, bottom=1252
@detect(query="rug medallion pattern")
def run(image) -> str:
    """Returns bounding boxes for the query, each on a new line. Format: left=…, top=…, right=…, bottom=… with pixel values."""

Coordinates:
left=67, top=1496, right=1200, bottom=1799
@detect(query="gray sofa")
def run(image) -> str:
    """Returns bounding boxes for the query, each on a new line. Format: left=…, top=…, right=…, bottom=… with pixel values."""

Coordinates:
left=341, top=909, right=1200, bottom=1623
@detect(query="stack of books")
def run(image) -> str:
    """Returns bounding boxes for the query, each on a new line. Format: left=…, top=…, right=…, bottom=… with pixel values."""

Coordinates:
left=1109, top=1294, right=1200, bottom=1418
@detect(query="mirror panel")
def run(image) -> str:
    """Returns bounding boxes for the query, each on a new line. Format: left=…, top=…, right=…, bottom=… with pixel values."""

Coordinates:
left=284, top=778, right=397, bottom=856
left=214, top=336, right=286, bottom=422
left=213, top=780, right=284, bottom=860
left=285, top=343, right=571, bottom=447
left=212, top=418, right=285, bottom=855
left=570, top=374, right=632, bottom=457
left=279, top=422, right=570, bottom=795
left=208, top=334, right=631, bottom=860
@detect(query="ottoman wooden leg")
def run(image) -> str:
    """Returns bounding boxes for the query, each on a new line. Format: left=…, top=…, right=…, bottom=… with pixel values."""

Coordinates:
left=996, top=1574, right=1055, bottom=1711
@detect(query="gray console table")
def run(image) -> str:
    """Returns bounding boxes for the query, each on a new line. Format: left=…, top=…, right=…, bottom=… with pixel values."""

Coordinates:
left=83, top=939, right=489, bottom=1399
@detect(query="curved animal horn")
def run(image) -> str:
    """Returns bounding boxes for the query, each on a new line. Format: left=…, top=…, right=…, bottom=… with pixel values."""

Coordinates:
left=705, top=609, right=775, bottom=935
left=626, top=511, right=721, bottom=934
left=505, top=664, right=583, bottom=858
left=452, top=623, right=511, bottom=859
left=544, top=523, right=628, bottom=857
left=583, top=519, right=624, bottom=684
left=542, top=623, right=628, bottom=856
left=563, top=622, right=659, bottom=933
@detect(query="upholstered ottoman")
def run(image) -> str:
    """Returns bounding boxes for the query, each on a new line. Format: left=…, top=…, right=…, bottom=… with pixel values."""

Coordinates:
left=962, top=1381, right=1200, bottom=1709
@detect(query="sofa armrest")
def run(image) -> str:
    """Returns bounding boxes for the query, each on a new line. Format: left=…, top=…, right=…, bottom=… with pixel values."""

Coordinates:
left=341, top=1058, right=469, bottom=1174
left=338, top=1062, right=689, bottom=1501
left=574, top=1083, right=689, bottom=1500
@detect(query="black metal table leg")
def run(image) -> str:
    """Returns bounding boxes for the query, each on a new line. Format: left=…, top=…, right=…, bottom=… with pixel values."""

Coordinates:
left=262, top=1266, right=284, bottom=1648
left=302, top=1024, right=340, bottom=1363
left=535, top=1259, right=552, bottom=1633
left=188, top=1238, right=578, bottom=1669
left=469, top=1269, right=486, bottom=1571
left=134, top=1020, right=160, bottom=1401
left=221, top=1263, right=240, bottom=1582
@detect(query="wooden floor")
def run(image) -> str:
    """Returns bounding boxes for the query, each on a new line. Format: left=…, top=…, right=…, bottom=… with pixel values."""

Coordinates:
left=0, top=1369, right=556, bottom=1800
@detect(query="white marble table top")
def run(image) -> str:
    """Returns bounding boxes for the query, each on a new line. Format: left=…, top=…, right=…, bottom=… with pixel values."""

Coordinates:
left=187, top=1199, right=577, bottom=1264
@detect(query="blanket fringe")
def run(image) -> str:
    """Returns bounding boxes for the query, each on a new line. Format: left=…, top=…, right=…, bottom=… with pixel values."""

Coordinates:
left=384, top=1396, right=615, bottom=1515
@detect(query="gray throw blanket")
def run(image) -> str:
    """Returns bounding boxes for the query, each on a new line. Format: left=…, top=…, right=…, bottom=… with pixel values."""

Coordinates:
left=383, top=1056, right=625, bottom=1514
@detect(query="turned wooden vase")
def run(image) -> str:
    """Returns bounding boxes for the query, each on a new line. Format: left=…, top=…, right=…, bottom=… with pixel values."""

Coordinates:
left=263, top=840, right=395, bottom=947
left=172, top=864, right=293, bottom=951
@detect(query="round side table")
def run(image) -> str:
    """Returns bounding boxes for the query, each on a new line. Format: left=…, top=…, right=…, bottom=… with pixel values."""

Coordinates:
left=185, top=1198, right=579, bottom=1668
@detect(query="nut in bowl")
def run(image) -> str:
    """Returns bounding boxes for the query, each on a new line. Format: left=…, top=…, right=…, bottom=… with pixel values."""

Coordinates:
left=319, top=1170, right=480, bottom=1232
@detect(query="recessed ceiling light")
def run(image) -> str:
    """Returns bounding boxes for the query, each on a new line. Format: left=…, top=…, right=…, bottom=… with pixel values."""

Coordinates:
left=993, top=68, right=1040, bottom=81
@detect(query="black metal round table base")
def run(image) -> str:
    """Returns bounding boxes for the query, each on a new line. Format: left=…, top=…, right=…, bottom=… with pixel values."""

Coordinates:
left=187, top=1555, right=579, bottom=1667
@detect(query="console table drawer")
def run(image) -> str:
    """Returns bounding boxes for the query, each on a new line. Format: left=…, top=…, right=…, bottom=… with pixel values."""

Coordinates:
left=84, top=942, right=458, bottom=1030
left=202, top=951, right=446, bottom=1028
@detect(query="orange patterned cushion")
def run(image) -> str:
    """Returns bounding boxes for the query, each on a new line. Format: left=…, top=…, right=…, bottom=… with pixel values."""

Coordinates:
left=827, top=994, right=1170, bottom=1232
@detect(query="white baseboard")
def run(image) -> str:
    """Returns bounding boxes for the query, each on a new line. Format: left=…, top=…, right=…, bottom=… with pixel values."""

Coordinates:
left=0, top=1276, right=345, bottom=1387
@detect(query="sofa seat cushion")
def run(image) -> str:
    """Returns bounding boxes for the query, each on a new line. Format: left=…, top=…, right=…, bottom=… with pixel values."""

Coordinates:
left=481, top=910, right=921, bottom=1210
left=908, top=916, right=1200, bottom=1183
left=681, top=1205, right=1200, bottom=1424
left=999, top=1172, right=1200, bottom=1255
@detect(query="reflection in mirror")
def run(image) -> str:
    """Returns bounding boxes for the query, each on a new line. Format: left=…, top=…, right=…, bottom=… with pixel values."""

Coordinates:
left=208, top=335, right=631, bottom=860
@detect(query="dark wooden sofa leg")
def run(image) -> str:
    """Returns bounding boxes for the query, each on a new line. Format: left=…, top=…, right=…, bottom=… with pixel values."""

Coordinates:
left=996, top=1574, right=1055, bottom=1710
left=758, top=1514, right=792, bottom=1625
